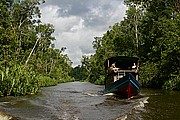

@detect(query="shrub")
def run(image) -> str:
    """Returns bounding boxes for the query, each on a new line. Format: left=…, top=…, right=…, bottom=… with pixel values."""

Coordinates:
left=163, top=74, right=180, bottom=90
left=94, top=75, right=105, bottom=85
left=139, top=61, right=161, bottom=88
left=0, top=65, right=39, bottom=96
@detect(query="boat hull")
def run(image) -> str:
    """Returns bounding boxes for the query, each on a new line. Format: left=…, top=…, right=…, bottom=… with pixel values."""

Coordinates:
left=104, top=73, right=140, bottom=98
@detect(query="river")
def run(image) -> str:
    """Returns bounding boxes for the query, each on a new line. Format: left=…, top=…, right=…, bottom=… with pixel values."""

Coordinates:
left=0, top=81, right=180, bottom=120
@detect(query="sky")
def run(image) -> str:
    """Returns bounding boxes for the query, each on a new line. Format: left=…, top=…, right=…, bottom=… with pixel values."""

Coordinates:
left=40, top=0, right=127, bottom=67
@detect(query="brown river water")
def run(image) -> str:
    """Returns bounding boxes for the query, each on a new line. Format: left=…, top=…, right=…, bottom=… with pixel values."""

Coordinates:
left=0, top=81, right=180, bottom=120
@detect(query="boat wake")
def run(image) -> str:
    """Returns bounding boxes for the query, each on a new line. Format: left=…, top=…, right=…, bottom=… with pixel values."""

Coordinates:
left=0, top=111, right=16, bottom=120
left=134, top=97, right=149, bottom=109
left=126, top=97, right=149, bottom=120
left=83, top=92, right=99, bottom=96
left=113, top=96, right=149, bottom=120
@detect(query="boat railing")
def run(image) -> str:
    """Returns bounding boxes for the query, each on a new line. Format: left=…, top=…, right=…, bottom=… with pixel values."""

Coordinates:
left=112, top=69, right=137, bottom=73
left=112, top=69, right=138, bottom=82
left=117, top=69, right=137, bottom=73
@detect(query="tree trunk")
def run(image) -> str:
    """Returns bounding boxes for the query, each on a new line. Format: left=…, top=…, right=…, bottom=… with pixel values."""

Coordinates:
left=25, top=38, right=39, bottom=66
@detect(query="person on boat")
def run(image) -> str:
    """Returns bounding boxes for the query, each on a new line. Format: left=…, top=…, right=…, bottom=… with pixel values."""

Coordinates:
left=132, top=63, right=138, bottom=73
left=110, top=63, right=119, bottom=72
left=132, top=63, right=137, bottom=69
left=132, top=62, right=139, bottom=80
left=109, top=63, right=119, bottom=82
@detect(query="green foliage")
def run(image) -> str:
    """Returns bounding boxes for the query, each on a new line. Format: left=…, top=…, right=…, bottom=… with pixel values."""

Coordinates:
left=163, top=74, right=180, bottom=90
left=69, top=65, right=88, bottom=81
left=139, top=62, right=162, bottom=88
left=0, top=65, right=39, bottom=96
left=37, top=76, right=58, bottom=87
left=94, top=75, right=105, bottom=85
left=138, top=0, right=180, bottom=89
left=0, top=0, right=74, bottom=97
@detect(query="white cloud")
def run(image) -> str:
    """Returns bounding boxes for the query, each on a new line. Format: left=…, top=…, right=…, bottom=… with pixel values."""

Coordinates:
left=40, top=0, right=127, bottom=67
left=70, top=18, right=85, bottom=31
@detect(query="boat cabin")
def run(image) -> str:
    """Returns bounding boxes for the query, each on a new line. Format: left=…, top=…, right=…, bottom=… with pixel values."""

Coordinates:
left=104, top=56, right=139, bottom=90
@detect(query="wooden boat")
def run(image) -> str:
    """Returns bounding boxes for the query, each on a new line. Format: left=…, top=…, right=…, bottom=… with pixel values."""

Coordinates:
left=104, top=56, right=140, bottom=98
